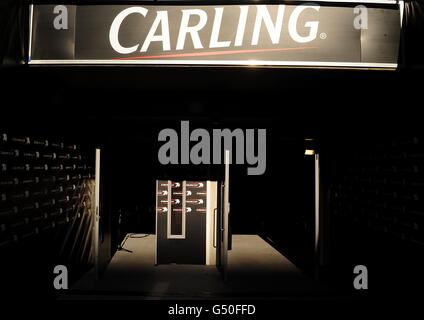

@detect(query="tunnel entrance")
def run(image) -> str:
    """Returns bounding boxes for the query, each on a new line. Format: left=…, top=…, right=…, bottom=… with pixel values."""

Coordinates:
left=82, top=122, right=322, bottom=298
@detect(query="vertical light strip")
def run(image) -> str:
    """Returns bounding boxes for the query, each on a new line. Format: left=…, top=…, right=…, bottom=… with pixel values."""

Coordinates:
left=223, top=150, right=230, bottom=281
left=399, top=1, right=405, bottom=67
left=182, top=181, right=186, bottom=239
left=314, top=153, right=320, bottom=261
left=206, top=181, right=211, bottom=265
left=166, top=181, right=185, bottom=239
left=154, top=180, right=158, bottom=265
left=94, top=148, right=100, bottom=279
left=399, top=0, right=404, bottom=27
left=166, top=180, right=171, bottom=238
left=28, top=4, right=34, bottom=63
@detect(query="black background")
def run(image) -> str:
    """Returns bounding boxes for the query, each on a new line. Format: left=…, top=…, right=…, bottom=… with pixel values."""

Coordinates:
left=2, top=0, right=424, bottom=316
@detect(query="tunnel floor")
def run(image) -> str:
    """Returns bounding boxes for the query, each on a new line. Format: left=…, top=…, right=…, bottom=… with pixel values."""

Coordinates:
left=63, top=235, right=326, bottom=299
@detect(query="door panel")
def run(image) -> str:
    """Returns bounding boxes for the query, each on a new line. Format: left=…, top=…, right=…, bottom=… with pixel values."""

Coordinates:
left=156, top=180, right=207, bottom=264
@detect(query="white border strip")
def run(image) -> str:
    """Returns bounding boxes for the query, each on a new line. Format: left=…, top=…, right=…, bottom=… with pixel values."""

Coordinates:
left=206, top=181, right=211, bottom=265
left=314, top=154, right=320, bottom=262
left=223, top=150, right=230, bottom=282
left=182, top=181, right=186, bottom=239
left=94, top=148, right=101, bottom=279
left=28, top=4, right=34, bottom=63
left=297, top=0, right=397, bottom=3
left=166, top=180, right=172, bottom=238
left=28, top=59, right=397, bottom=69
left=155, top=180, right=158, bottom=265
left=167, top=181, right=186, bottom=239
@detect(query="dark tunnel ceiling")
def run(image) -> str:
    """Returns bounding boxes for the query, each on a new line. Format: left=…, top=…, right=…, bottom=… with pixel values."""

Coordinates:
left=1, top=65, right=422, bottom=140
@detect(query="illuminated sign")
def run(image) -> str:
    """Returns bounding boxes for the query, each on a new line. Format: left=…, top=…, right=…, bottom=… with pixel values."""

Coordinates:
left=29, top=4, right=401, bottom=68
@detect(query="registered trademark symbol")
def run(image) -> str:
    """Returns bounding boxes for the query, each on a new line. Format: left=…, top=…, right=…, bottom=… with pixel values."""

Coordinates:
left=320, top=32, right=327, bottom=40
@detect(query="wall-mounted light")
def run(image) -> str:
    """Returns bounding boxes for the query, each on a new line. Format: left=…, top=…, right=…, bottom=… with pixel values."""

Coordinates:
left=305, top=149, right=315, bottom=156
